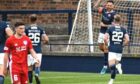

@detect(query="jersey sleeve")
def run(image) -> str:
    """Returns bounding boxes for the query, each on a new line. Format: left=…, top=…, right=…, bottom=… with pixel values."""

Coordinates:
left=122, top=27, right=127, bottom=35
left=111, top=11, right=116, bottom=23
left=4, top=38, right=11, bottom=53
left=124, top=28, right=128, bottom=34
left=0, top=21, right=8, bottom=31
left=41, top=29, right=46, bottom=36
left=2, top=21, right=8, bottom=29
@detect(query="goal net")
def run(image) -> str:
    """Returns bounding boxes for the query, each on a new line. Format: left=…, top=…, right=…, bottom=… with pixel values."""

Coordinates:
left=66, top=0, right=93, bottom=53
left=114, top=0, right=140, bottom=55
left=67, top=0, right=140, bottom=56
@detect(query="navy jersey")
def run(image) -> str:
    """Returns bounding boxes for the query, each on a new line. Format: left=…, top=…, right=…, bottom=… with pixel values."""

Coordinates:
left=106, top=25, right=127, bottom=53
left=0, top=21, right=8, bottom=53
left=100, top=8, right=116, bottom=33
left=25, top=25, right=46, bottom=53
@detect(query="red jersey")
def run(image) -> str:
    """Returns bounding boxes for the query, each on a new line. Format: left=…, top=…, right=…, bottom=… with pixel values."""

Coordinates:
left=4, top=35, right=33, bottom=83
left=4, top=35, right=33, bottom=64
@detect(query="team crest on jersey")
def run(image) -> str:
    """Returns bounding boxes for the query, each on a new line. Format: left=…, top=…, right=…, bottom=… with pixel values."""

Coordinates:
left=108, top=14, right=111, bottom=17
left=14, top=43, right=18, bottom=46
left=23, top=40, right=28, bottom=45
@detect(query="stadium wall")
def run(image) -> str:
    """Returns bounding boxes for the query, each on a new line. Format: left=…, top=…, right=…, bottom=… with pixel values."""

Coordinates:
left=0, top=0, right=79, bottom=35
left=0, top=0, right=79, bottom=10
left=0, top=0, right=78, bottom=26
left=41, top=54, right=140, bottom=74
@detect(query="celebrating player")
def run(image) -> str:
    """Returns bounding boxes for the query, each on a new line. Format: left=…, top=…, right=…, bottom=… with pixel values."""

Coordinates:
left=97, top=0, right=116, bottom=74
left=104, top=14, right=129, bottom=84
left=0, top=21, right=13, bottom=84
left=3, top=21, right=39, bottom=84
left=25, top=14, right=49, bottom=84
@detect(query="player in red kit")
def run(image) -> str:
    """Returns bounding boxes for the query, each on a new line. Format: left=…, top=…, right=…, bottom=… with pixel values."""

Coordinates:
left=3, top=21, right=39, bottom=84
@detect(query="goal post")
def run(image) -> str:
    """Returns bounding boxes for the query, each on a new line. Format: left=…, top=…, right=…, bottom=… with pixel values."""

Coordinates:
left=87, top=0, right=94, bottom=52
left=66, top=0, right=93, bottom=53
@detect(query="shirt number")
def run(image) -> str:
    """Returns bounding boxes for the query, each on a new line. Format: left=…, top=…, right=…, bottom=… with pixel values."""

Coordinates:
left=14, top=75, right=18, bottom=81
left=112, top=31, right=123, bottom=42
left=28, top=33, right=40, bottom=43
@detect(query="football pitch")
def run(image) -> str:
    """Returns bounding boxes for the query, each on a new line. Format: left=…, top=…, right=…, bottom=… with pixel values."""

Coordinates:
left=5, top=71, right=140, bottom=84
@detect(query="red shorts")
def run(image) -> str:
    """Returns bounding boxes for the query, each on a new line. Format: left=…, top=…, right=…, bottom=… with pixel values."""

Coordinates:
left=10, top=63, right=28, bottom=84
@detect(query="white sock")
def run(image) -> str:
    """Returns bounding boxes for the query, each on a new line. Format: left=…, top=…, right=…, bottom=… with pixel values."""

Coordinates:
left=108, top=79, right=114, bottom=84
left=116, top=63, right=123, bottom=74
left=110, top=79, right=114, bottom=82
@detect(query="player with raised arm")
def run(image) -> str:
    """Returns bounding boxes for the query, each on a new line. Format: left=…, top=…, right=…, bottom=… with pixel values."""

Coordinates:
left=97, top=0, right=116, bottom=74
left=25, top=14, right=49, bottom=84
left=104, top=14, right=129, bottom=84
left=0, top=21, right=13, bottom=84
left=3, top=21, right=39, bottom=84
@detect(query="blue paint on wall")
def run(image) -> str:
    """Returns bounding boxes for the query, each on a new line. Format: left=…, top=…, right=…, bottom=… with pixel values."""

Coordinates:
left=41, top=55, right=140, bottom=74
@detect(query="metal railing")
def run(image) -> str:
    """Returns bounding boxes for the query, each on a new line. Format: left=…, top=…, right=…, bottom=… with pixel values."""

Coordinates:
left=42, top=43, right=140, bottom=56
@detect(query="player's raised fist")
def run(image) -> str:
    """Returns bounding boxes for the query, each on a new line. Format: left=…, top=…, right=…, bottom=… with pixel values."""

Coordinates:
left=98, top=7, right=103, bottom=14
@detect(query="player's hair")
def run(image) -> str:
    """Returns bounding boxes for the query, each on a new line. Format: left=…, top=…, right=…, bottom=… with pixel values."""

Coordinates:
left=30, top=14, right=37, bottom=23
left=114, top=14, right=121, bottom=22
left=14, top=21, right=25, bottom=28
left=107, top=0, right=114, bottom=4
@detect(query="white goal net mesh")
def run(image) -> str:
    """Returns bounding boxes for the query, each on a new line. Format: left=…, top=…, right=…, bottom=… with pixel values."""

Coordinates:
left=67, top=0, right=92, bottom=53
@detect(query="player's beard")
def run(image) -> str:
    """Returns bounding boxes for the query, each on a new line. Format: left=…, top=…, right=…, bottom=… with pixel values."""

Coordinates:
left=18, top=33, right=24, bottom=36
left=16, top=32, right=24, bottom=38
left=18, top=34, right=22, bottom=36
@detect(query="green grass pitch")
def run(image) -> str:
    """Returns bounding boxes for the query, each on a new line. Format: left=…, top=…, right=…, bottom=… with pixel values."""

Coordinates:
left=5, top=71, right=140, bottom=84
